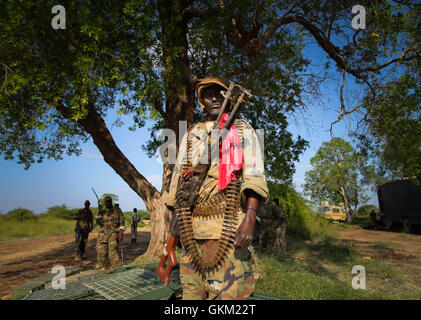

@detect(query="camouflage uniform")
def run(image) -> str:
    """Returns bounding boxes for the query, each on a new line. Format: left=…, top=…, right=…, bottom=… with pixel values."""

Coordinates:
left=114, top=204, right=126, bottom=243
left=258, top=200, right=283, bottom=251
left=131, top=210, right=140, bottom=243
left=96, top=205, right=124, bottom=268
left=74, top=207, right=93, bottom=259
left=167, top=108, right=268, bottom=299
left=275, top=204, right=287, bottom=253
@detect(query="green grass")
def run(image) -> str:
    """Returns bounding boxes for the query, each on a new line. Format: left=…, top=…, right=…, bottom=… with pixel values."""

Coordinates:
left=254, top=236, right=421, bottom=300
left=0, top=206, right=152, bottom=242
left=0, top=215, right=76, bottom=241
left=373, top=240, right=403, bottom=248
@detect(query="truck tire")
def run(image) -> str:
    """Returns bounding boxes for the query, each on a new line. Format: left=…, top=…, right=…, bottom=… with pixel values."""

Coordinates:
left=402, top=218, right=412, bottom=234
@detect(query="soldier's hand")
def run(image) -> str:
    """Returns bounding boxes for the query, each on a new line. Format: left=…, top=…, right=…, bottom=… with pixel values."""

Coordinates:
left=234, top=208, right=256, bottom=248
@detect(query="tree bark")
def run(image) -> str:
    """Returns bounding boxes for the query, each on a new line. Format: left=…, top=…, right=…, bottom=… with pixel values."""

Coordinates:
left=55, top=0, right=195, bottom=258
left=56, top=102, right=173, bottom=257
left=339, top=186, right=352, bottom=223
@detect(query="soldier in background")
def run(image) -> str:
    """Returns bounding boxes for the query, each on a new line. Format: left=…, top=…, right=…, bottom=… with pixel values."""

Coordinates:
left=114, top=203, right=126, bottom=243
left=273, top=198, right=287, bottom=254
left=73, top=200, right=94, bottom=261
left=258, top=199, right=282, bottom=251
left=95, top=196, right=122, bottom=269
left=131, top=208, right=140, bottom=244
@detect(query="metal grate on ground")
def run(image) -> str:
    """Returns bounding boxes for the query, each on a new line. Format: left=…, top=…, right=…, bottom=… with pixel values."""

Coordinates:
left=22, top=278, right=93, bottom=300
left=83, top=268, right=181, bottom=300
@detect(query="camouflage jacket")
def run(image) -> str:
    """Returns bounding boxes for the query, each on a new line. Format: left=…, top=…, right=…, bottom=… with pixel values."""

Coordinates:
left=131, top=212, right=140, bottom=226
left=96, top=207, right=124, bottom=233
left=258, top=201, right=284, bottom=223
left=74, top=208, right=93, bottom=234
left=166, top=118, right=268, bottom=239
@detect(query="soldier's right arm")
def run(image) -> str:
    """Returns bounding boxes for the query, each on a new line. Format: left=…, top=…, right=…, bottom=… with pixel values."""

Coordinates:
left=165, top=128, right=191, bottom=209
left=73, top=209, right=82, bottom=220
left=95, top=206, right=104, bottom=224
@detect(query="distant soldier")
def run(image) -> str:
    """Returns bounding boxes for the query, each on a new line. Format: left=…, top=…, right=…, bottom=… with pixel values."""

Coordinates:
left=114, top=203, right=126, bottom=243
left=273, top=198, right=287, bottom=254
left=370, top=208, right=378, bottom=230
left=131, top=208, right=140, bottom=244
left=73, top=200, right=94, bottom=261
left=257, top=199, right=282, bottom=251
left=95, top=196, right=123, bottom=269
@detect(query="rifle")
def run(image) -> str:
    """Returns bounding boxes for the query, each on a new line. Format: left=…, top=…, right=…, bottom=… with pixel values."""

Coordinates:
left=156, top=82, right=252, bottom=285
left=91, top=187, right=101, bottom=208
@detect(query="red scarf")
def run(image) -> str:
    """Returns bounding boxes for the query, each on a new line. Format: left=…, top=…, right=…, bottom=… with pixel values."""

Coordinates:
left=217, top=113, right=243, bottom=190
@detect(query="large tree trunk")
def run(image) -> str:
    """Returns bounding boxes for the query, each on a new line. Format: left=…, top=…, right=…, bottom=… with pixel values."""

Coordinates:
left=56, top=103, right=172, bottom=258
left=55, top=0, right=196, bottom=259
left=339, top=186, right=352, bottom=223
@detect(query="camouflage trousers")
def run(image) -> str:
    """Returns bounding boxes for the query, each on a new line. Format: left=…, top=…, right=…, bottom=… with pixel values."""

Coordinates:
left=75, top=232, right=89, bottom=257
left=131, top=224, right=138, bottom=242
left=179, top=240, right=255, bottom=300
left=276, top=221, right=287, bottom=253
left=96, top=231, right=120, bottom=268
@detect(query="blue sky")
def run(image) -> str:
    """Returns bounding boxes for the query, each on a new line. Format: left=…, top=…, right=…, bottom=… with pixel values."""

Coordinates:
left=0, top=42, right=378, bottom=214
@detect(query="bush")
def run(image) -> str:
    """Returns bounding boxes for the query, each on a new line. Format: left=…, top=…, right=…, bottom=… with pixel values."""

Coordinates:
left=267, top=182, right=333, bottom=242
left=123, top=210, right=150, bottom=227
left=44, top=205, right=77, bottom=220
left=354, top=204, right=378, bottom=217
left=5, top=208, right=38, bottom=221
left=352, top=204, right=378, bottom=225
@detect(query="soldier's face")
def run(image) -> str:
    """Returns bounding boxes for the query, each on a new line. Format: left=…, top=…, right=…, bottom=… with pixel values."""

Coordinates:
left=203, top=85, right=225, bottom=118
left=84, top=201, right=90, bottom=208
left=105, top=199, right=112, bottom=207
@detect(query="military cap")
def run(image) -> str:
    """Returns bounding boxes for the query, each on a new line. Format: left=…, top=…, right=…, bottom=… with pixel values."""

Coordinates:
left=196, top=76, right=229, bottom=112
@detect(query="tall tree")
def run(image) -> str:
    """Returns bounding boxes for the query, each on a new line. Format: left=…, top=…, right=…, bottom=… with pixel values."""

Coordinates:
left=1, top=1, right=419, bottom=256
left=304, top=138, right=370, bottom=222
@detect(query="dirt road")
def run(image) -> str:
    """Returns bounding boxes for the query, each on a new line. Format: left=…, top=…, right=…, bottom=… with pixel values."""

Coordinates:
left=0, top=228, right=151, bottom=300
left=334, top=226, right=421, bottom=263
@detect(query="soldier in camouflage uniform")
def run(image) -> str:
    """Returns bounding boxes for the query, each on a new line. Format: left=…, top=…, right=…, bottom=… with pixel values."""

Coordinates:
left=114, top=203, right=126, bottom=243
left=131, top=208, right=140, bottom=244
left=257, top=199, right=282, bottom=251
left=95, top=196, right=124, bottom=269
left=166, top=77, right=268, bottom=300
left=273, top=198, right=287, bottom=253
left=73, top=200, right=94, bottom=261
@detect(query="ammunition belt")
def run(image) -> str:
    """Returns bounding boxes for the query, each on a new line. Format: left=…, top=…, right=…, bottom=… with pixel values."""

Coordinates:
left=177, top=174, right=240, bottom=275
left=176, top=120, right=245, bottom=275
left=192, top=191, right=227, bottom=218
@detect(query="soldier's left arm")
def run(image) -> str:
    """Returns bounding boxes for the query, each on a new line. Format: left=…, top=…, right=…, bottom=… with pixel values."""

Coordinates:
left=119, top=210, right=126, bottom=231
left=239, top=120, right=269, bottom=203
left=235, top=189, right=260, bottom=248
left=235, top=120, right=269, bottom=248
left=88, top=210, right=94, bottom=231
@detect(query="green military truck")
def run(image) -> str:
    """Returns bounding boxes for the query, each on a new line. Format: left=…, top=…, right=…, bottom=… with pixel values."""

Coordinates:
left=377, top=176, right=421, bottom=233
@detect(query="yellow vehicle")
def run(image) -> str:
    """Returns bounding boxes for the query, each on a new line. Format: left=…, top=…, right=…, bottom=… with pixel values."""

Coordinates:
left=320, top=201, right=347, bottom=222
